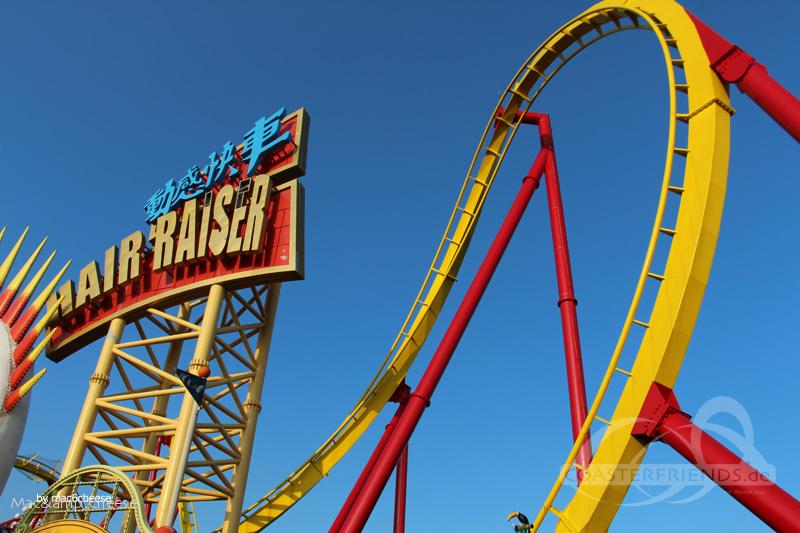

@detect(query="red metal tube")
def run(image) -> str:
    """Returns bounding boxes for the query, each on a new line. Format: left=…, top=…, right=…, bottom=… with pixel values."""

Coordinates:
left=634, top=383, right=800, bottom=533
left=687, top=10, right=800, bottom=142
left=331, top=390, right=410, bottom=532
left=538, top=116, right=592, bottom=481
left=393, top=445, right=408, bottom=533
left=737, top=63, right=800, bottom=142
left=337, top=150, right=548, bottom=532
left=146, top=437, right=167, bottom=524
left=660, top=413, right=800, bottom=532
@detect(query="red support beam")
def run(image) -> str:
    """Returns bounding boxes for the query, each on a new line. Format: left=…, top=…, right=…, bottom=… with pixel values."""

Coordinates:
left=538, top=115, right=593, bottom=481
left=330, top=383, right=411, bottom=532
left=633, top=382, right=800, bottom=533
left=393, top=444, right=408, bottom=533
left=687, top=10, right=800, bottom=142
left=146, top=435, right=169, bottom=525
left=497, top=109, right=593, bottom=481
left=335, top=149, right=548, bottom=533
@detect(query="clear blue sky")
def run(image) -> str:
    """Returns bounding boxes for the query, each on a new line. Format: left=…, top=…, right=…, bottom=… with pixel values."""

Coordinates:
left=1, top=1, right=798, bottom=531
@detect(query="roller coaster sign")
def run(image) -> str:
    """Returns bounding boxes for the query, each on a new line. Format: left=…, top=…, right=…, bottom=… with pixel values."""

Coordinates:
left=45, top=107, right=309, bottom=362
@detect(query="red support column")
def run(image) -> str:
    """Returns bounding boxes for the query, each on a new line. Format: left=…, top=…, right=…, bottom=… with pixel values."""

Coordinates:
left=538, top=115, right=593, bottom=480
left=687, top=10, right=800, bottom=142
left=336, top=150, right=549, bottom=533
left=496, top=109, right=594, bottom=481
left=393, top=444, right=408, bottom=533
left=633, top=382, right=800, bottom=533
left=330, top=383, right=411, bottom=532
left=146, top=435, right=169, bottom=524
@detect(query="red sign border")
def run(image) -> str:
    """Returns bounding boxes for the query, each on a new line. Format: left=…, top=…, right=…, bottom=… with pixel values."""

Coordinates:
left=47, top=180, right=304, bottom=362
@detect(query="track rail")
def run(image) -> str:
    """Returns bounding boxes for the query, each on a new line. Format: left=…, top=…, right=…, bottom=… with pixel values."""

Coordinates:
left=13, top=454, right=60, bottom=485
left=234, top=1, right=730, bottom=530
left=15, top=465, right=152, bottom=533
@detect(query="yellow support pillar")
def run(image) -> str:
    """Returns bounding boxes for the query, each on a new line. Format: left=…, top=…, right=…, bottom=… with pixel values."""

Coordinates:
left=221, top=284, right=281, bottom=532
left=155, top=284, right=225, bottom=529
left=122, top=303, right=193, bottom=533
left=61, top=317, right=126, bottom=477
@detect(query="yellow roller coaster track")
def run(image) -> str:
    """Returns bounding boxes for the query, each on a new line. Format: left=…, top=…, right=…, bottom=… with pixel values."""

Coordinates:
left=14, top=454, right=60, bottom=486
left=234, top=1, right=730, bottom=530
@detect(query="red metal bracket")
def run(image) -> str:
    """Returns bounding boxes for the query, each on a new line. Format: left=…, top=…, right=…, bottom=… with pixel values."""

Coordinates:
left=633, top=382, right=800, bottom=532
left=497, top=109, right=593, bottom=481
left=687, top=9, right=800, bottom=141
left=631, top=381, right=688, bottom=442
left=389, top=381, right=411, bottom=404
left=331, top=381, right=413, bottom=532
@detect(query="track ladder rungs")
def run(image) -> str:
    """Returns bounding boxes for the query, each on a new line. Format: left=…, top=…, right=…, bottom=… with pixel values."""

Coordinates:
left=664, top=38, right=678, bottom=48
left=659, top=226, right=677, bottom=237
left=400, top=330, right=419, bottom=347
left=668, top=184, right=685, bottom=195
left=560, top=28, right=585, bottom=47
left=543, top=45, right=566, bottom=62
left=417, top=299, right=438, bottom=318
left=456, top=205, right=477, bottom=217
left=676, top=113, right=691, bottom=124
left=647, top=272, right=665, bottom=282
left=525, top=63, right=548, bottom=79
left=595, top=415, right=611, bottom=425
left=675, top=84, right=689, bottom=93
left=483, top=145, right=503, bottom=157
left=673, top=147, right=689, bottom=157
left=614, top=366, right=633, bottom=377
left=607, top=14, right=623, bottom=29
left=494, top=115, right=516, bottom=129
left=585, top=19, right=604, bottom=36
left=444, top=236, right=462, bottom=247
left=671, top=58, right=685, bottom=69
left=468, top=175, right=489, bottom=186
left=632, top=318, right=650, bottom=328
left=431, top=268, right=458, bottom=282
left=510, top=88, right=533, bottom=103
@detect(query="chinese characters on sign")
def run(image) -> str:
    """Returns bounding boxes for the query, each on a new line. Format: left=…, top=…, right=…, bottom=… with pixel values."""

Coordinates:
left=144, top=107, right=293, bottom=223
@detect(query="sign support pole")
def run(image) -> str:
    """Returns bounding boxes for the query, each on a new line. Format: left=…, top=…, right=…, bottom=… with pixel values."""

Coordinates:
left=61, top=317, right=126, bottom=478
left=129, top=302, right=193, bottom=532
left=222, top=284, right=281, bottom=533
left=154, top=284, right=225, bottom=530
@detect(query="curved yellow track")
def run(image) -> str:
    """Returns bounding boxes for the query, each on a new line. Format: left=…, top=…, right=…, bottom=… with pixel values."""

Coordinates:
left=17, top=465, right=152, bottom=533
left=14, top=454, right=60, bottom=485
left=236, top=1, right=730, bottom=530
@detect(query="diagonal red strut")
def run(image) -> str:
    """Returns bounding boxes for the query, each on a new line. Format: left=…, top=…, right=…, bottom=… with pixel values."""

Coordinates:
left=333, top=146, right=548, bottom=532
left=332, top=113, right=595, bottom=531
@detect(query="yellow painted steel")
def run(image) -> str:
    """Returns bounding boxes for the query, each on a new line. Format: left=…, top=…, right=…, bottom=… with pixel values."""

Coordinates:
left=0, top=227, right=29, bottom=289
left=524, top=2, right=729, bottom=531
left=179, top=498, right=200, bottom=533
left=13, top=454, right=61, bottom=485
left=17, top=465, right=153, bottom=533
left=2, top=237, right=46, bottom=296
left=235, top=1, right=730, bottom=530
left=30, top=520, right=108, bottom=532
